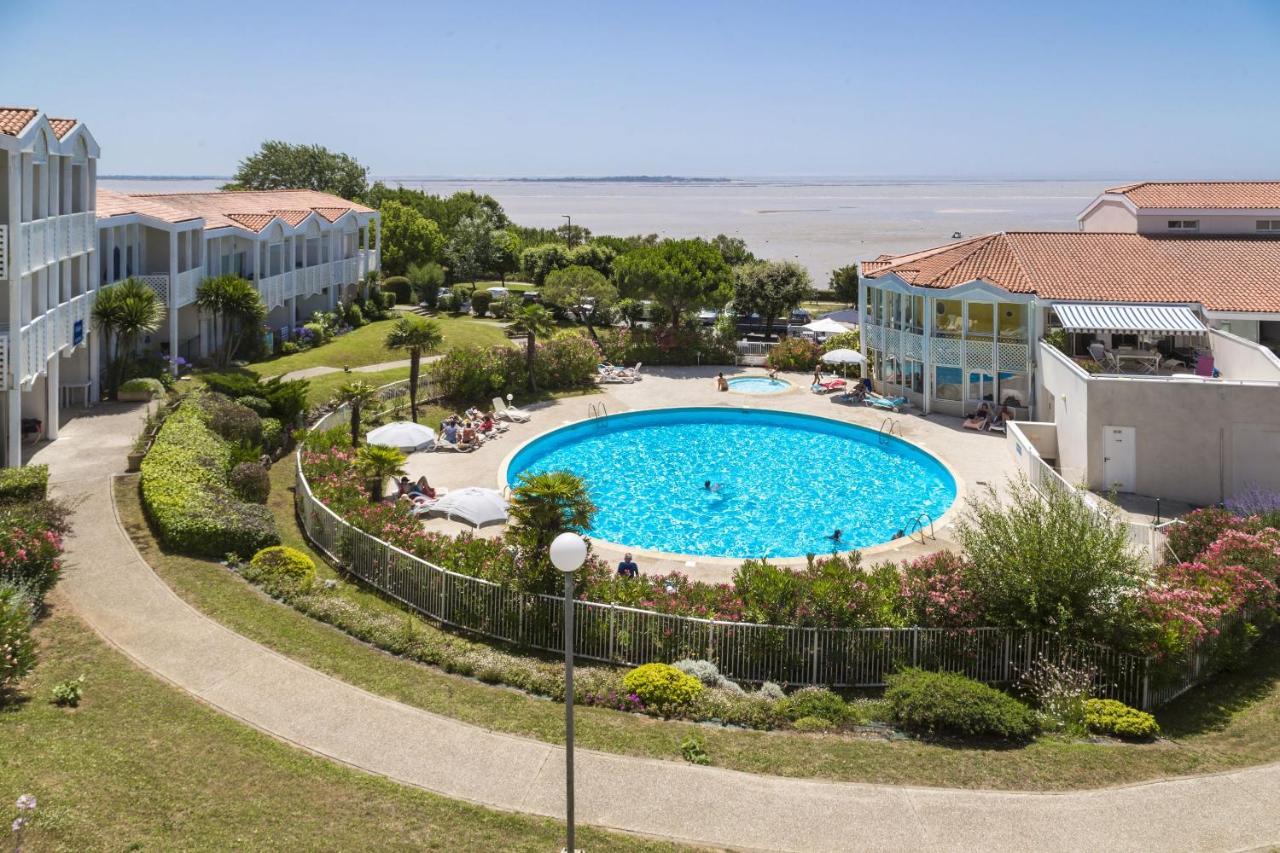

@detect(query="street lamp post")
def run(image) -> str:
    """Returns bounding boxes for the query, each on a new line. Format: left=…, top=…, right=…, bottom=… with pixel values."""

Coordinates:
left=550, top=531, right=587, bottom=853
left=562, top=214, right=573, bottom=248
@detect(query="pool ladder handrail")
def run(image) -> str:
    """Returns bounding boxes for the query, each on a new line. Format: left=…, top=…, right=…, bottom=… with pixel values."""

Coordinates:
left=878, top=417, right=901, bottom=444
left=908, top=511, right=936, bottom=544
left=587, top=402, right=609, bottom=422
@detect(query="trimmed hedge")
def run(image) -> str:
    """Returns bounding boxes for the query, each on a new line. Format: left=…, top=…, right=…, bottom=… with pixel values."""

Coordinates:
left=140, top=394, right=278, bottom=558
left=120, top=377, right=166, bottom=398
left=0, top=465, right=48, bottom=504
left=885, top=668, right=1038, bottom=741
left=1083, top=698, right=1160, bottom=740
left=382, top=276, right=411, bottom=304
left=622, top=663, right=703, bottom=716
left=246, top=545, right=316, bottom=590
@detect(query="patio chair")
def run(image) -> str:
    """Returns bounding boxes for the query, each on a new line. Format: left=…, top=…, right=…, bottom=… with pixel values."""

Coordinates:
left=492, top=397, right=531, bottom=422
left=1088, top=342, right=1120, bottom=372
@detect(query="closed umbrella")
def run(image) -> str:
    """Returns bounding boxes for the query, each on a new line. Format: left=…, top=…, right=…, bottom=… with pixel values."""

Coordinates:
left=429, top=487, right=509, bottom=527
left=366, top=421, right=437, bottom=452
left=803, top=317, right=851, bottom=336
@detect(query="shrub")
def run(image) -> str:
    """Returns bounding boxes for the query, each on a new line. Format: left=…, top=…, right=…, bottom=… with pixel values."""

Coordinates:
left=766, top=336, right=821, bottom=372
left=757, top=681, right=786, bottom=701
left=382, top=276, right=412, bottom=304
left=1165, top=507, right=1240, bottom=564
left=51, top=675, right=85, bottom=707
left=200, top=373, right=309, bottom=425
left=622, top=663, right=703, bottom=716
left=261, top=417, right=284, bottom=452
left=957, top=478, right=1142, bottom=639
left=235, top=395, right=273, bottom=417
left=470, top=290, right=493, bottom=317
left=0, top=465, right=48, bottom=503
left=0, top=583, right=36, bottom=698
left=302, top=322, right=330, bottom=345
left=820, top=330, right=862, bottom=354
left=784, top=686, right=853, bottom=725
left=884, top=668, right=1038, bottom=741
left=673, top=659, right=722, bottom=687
left=594, top=326, right=735, bottom=367
left=119, top=377, right=166, bottom=398
left=792, top=716, right=834, bottom=733
left=345, top=302, right=366, bottom=328
left=1082, top=698, right=1159, bottom=739
left=230, top=462, right=271, bottom=504
left=898, top=551, right=982, bottom=627
left=246, top=545, right=317, bottom=590
left=0, top=500, right=67, bottom=607
left=679, top=734, right=710, bottom=765
left=204, top=394, right=264, bottom=445
left=140, top=395, right=278, bottom=558
left=280, top=341, right=302, bottom=355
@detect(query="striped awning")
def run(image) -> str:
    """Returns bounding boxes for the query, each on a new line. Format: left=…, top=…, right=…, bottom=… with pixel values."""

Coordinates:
left=1052, top=303, right=1207, bottom=335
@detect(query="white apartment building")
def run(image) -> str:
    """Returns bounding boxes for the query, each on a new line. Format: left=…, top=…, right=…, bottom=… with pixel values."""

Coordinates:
left=1, top=108, right=100, bottom=468
left=1, top=105, right=381, bottom=467
left=96, top=188, right=380, bottom=365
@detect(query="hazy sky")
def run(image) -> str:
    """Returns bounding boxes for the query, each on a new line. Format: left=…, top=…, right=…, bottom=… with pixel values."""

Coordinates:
left=5, top=0, right=1279, bottom=179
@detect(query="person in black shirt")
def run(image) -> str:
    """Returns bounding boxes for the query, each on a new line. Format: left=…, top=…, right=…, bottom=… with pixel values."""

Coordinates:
left=617, top=554, right=639, bottom=578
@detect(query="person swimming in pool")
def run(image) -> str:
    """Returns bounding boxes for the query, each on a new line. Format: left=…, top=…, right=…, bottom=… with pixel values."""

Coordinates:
left=704, top=480, right=722, bottom=492
left=829, top=528, right=842, bottom=542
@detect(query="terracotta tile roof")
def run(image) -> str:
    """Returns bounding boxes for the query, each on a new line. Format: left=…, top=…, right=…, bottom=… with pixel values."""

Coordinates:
left=1105, top=181, right=1280, bottom=210
left=117, top=188, right=374, bottom=232
left=48, top=118, right=77, bottom=139
left=0, top=108, right=38, bottom=136
left=269, top=209, right=313, bottom=227
left=863, top=232, right=1280, bottom=313
left=96, top=188, right=203, bottom=224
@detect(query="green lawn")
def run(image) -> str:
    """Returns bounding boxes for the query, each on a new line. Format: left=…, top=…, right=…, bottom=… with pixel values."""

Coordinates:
left=247, top=313, right=511, bottom=378
left=0, top=602, right=681, bottom=852
left=111, top=472, right=1280, bottom=792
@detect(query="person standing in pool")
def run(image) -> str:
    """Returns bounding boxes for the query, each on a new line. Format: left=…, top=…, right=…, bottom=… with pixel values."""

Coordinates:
left=617, top=554, right=639, bottom=578
left=716, top=372, right=729, bottom=391
left=828, top=528, right=842, bottom=543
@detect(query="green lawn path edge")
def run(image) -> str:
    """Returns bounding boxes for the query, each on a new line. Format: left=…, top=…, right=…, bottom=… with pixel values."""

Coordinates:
left=110, top=467, right=1280, bottom=792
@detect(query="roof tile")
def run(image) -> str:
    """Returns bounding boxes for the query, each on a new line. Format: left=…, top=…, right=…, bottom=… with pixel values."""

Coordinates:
left=0, top=108, right=38, bottom=136
left=864, top=232, right=1280, bottom=313
left=1106, top=181, right=1280, bottom=209
left=48, top=118, right=77, bottom=139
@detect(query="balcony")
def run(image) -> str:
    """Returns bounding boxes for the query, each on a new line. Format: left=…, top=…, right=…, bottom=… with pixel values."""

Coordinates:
left=17, top=211, right=96, bottom=276
left=13, top=291, right=95, bottom=388
left=257, top=256, right=366, bottom=310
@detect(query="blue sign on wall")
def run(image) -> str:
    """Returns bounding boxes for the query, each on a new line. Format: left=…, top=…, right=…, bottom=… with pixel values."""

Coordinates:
left=73, top=319, right=84, bottom=346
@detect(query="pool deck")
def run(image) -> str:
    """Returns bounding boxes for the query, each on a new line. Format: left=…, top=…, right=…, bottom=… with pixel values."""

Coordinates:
left=404, top=366, right=1018, bottom=583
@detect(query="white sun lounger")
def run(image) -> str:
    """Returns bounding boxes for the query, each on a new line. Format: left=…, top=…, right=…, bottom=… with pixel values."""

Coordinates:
left=435, top=436, right=476, bottom=452
left=492, top=397, right=531, bottom=422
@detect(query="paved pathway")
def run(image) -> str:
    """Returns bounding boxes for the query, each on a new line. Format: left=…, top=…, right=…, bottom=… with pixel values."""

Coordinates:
left=274, top=357, right=419, bottom=382
left=31, top=400, right=1280, bottom=852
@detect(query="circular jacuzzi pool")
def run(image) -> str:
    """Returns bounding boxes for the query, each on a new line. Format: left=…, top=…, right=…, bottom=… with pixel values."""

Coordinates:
left=726, top=376, right=791, bottom=394
left=504, top=407, right=955, bottom=559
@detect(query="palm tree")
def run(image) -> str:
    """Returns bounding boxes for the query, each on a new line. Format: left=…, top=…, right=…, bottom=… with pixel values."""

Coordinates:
left=384, top=316, right=443, bottom=423
left=508, top=304, right=554, bottom=393
left=196, top=275, right=266, bottom=367
left=508, top=470, right=596, bottom=555
left=91, top=278, right=163, bottom=399
left=336, top=380, right=378, bottom=448
left=355, top=444, right=407, bottom=502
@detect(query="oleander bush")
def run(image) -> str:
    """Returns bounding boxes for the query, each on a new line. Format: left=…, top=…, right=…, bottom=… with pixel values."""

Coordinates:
left=0, top=499, right=68, bottom=608
left=428, top=335, right=599, bottom=404
left=622, top=663, right=704, bottom=716
left=595, top=326, right=736, bottom=367
left=766, top=336, right=822, bottom=372
left=230, top=462, right=271, bottom=504
left=140, top=394, right=278, bottom=558
left=885, top=668, right=1038, bottom=741
left=0, top=465, right=49, bottom=504
left=0, top=583, right=36, bottom=699
left=1082, top=698, right=1160, bottom=740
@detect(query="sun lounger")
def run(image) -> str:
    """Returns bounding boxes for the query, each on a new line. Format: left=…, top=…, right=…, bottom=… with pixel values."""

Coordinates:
left=492, top=397, right=531, bottom=422
left=617, top=361, right=642, bottom=380
left=864, top=391, right=907, bottom=412
left=435, top=436, right=476, bottom=452
left=962, top=416, right=987, bottom=430
left=811, top=378, right=847, bottom=394
left=598, top=369, right=635, bottom=384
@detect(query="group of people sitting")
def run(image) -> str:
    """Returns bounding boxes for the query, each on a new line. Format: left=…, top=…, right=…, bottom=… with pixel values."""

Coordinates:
left=963, top=402, right=1013, bottom=432
left=598, top=362, right=642, bottom=383
left=439, top=408, right=507, bottom=451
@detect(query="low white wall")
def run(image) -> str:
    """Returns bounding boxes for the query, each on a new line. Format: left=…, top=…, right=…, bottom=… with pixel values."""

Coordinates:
left=1208, top=328, right=1280, bottom=381
left=1038, top=344, right=1091, bottom=484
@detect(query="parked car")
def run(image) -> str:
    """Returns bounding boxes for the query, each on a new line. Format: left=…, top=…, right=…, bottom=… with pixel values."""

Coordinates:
left=790, top=309, right=813, bottom=326
left=487, top=286, right=510, bottom=300
left=697, top=309, right=719, bottom=326
left=521, top=290, right=541, bottom=304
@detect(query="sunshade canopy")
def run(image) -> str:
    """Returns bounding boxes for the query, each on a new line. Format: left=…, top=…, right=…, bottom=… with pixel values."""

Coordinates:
left=1053, top=303, right=1207, bottom=336
left=802, top=317, right=850, bottom=334
left=430, top=487, right=508, bottom=527
left=366, top=421, right=437, bottom=451
left=821, top=348, right=866, bottom=365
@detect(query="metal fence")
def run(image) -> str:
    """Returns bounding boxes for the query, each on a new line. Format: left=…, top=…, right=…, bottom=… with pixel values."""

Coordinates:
left=296, top=377, right=1250, bottom=710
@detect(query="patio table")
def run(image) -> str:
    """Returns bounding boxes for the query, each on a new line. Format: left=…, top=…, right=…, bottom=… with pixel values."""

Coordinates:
left=1114, top=348, right=1162, bottom=374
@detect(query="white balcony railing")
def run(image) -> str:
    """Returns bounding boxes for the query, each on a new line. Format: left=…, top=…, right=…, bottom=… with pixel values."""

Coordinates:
left=257, top=257, right=366, bottom=311
left=176, top=268, right=203, bottom=308
left=17, top=211, right=96, bottom=276
left=14, top=291, right=95, bottom=387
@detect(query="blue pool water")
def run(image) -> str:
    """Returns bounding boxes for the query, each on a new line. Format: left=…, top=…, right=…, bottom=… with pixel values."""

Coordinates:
left=727, top=376, right=791, bottom=394
left=505, top=408, right=956, bottom=558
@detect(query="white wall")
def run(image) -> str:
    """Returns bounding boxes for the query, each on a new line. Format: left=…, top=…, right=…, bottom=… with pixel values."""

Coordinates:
left=1136, top=213, right=1280, bottom=235
left=1037, top=344, right=1091, bottom=484
left=1079, top=199, right=1138, bottom=232
left=1208, top=328, right=1280, bottom=380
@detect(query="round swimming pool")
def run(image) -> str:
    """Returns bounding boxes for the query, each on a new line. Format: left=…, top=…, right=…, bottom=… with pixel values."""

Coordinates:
left=727, top=376, right=791, bottom=394
left=504, top=408, right=956, bottom=559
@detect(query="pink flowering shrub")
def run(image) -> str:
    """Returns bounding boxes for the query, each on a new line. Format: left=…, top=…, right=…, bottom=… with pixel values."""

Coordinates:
left=1164, top=507, right=1240, bottom=564
left=0, top=500, right=67, bottom=607
left=898, top=551, right=983, bottom=627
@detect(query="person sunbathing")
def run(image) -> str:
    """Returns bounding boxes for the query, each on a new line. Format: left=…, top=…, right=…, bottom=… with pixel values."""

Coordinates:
left=479, top=414, right=497, bottom=434
left=413, top=476, right=437, bottom=499
left=963, top=403, right=991, bottom=431
left=988, top=406, right=1013, bottom=431
left=460, top=421, right=478, bottom=448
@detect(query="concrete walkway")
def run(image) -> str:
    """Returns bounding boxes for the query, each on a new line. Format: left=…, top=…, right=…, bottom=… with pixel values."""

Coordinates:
left=275, top=357, right=416, bottom=382
left=31, top=401, right=1280, bottom=852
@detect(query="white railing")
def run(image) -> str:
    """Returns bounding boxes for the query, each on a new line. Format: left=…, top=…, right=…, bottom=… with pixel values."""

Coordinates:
left=258, top=257, right=367, bottom=310
left=0, top=223, right=8, bottom=280
left=176, top=268, right=202, bottom=307
left=17, top=211, right=95, bottom=276
left=735, top=340, right=778, bottom=366
left=14, top=291, right=94, bottom=386
left=0, top=331, right=8, bottom=391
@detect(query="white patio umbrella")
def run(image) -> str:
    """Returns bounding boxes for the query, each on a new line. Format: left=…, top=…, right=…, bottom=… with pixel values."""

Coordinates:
left=803, top=317, right=851, bottom=336
left=366, top=421, right=437, bottom=452
left=429, top=487, right=509, bottom=527
left=820, top=347, right=866, bottom=384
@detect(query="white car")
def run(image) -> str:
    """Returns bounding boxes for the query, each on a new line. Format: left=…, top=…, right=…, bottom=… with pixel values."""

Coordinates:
left=487, top=286, right=510, bottom=300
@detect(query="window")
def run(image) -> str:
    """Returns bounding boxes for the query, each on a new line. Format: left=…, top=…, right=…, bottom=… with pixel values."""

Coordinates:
left=998, top=303, right=1027, bottom=340
left=935, top=299, right=963, bottom=335
left=1167, top=220, right=1199, bottom=231
left=966, top=302, right=994, bottom=340
left=934, top=366, right=962, bottom=401
left=1257, top=220, right=1280, bottom=233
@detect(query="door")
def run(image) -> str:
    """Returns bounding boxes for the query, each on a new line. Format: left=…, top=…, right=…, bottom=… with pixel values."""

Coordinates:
left=1103, top=426, right=1136, bottom=493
